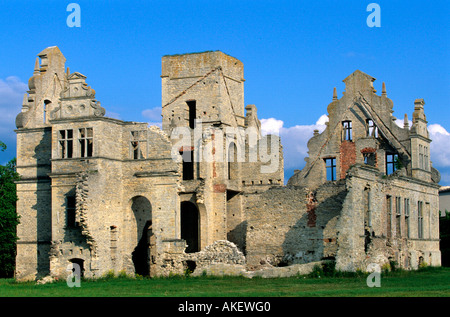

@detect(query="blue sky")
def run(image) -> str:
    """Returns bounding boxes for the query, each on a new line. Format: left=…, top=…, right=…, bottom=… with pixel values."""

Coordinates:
left=0, top=0, right=449, bottom=184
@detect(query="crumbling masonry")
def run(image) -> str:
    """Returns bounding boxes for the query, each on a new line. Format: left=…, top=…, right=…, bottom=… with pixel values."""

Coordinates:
left=15, top=47, right=441, bottom=280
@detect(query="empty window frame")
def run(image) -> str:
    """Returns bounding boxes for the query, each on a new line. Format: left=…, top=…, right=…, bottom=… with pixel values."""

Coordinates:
left=418, top=201, right=424, bottom=239
left=386, top=153, right=399, bottom=175
left=386, top=195, right=392, bottom=238
left=130, top=130, right=147, bottom=159
left=404, top=198, right=410, bottom=238
left=366, top=119, right=378, bottom=138
left=363, top=152, right=376, bottom=166
left=187, top=100, right=196, bottom=129
left=395, top=197, right=402, bottom=237
left=342, top=121, right=352, bottom=141
left=58, top=129, right=73, bottom=158
left=180, top=150, right=194, bottom=180
left=66, top=195, right=77, bottom=228
left=79, top=128, right=93, bottom=157
left=324, top=158, right=336, bottom=181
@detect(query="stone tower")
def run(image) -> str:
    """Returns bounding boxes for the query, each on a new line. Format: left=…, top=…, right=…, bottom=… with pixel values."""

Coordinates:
left=160, top=51, right=283, bottom=252
left=15, top=47, right=67, bottom=279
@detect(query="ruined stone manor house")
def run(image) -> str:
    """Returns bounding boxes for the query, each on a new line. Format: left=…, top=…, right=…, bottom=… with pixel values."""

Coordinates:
left=14, top=46, right=441, bottom=280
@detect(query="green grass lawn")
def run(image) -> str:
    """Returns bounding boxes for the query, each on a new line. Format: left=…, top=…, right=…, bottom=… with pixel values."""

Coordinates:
left=1, top=267, right=449, bottom=297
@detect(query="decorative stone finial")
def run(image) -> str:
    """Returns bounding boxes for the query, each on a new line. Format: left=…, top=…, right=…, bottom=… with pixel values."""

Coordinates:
left=333, top=87, right=338, bottom=101
left=404, top=114, right=409, bottom=129
left=382, top=82, right=386, bottom=96
left=33, top=57, right=40, bottom=75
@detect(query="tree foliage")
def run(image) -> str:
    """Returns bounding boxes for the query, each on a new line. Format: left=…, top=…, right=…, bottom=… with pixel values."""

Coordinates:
left=0, top=142, right=20, bottom=278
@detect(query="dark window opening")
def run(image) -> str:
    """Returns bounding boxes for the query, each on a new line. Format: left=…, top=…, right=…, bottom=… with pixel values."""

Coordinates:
left=187, top=100, right=196, bottom=129
left=418, top=201, right=423, bottom=239
left=324, top=158, right=336, bottom=181
left=181, top=201, right=199, bottom=253
left=404, top=198, right=410, bottom=238
left=131, top=131, right=147, bottom=159
left=43, top=100, right=51, bottom=124
left=59, top=129, right=73, bottom=158
left=364, top=152, right=376, bottom=166
left=395, top=197, right=402, bottom=237
left=180, top=150, right=194, bottom=180
left=66, top=195, right=77, bottom=228
left=386, top=195, right=392, bottom=238
left=69, top=258, right=84, bottom=278
left=386, top=153, right=399, bottom=175
left=79, top=128, right=93, bottom=158
left=342, top=121, right=352, bottom=141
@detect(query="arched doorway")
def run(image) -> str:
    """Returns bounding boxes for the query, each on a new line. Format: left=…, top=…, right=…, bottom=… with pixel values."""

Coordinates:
left=181, top=201, right=199, bottom=253
left=130, top=196, right=152, bottom=276
left=69, top=258, right=84, bottom=278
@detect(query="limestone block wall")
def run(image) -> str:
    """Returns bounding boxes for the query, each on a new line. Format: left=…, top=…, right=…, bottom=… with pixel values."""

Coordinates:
left=335, top=165, right=441, bottom=271
left=244, top=182, right=346, bottom=269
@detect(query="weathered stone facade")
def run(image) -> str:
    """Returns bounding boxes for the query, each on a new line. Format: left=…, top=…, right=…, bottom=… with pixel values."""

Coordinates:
left=14, top=47, right=440, bottom=280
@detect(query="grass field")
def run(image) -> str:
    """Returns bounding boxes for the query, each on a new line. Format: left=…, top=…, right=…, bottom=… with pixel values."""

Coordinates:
left=0, top=267, right=449, bottom=297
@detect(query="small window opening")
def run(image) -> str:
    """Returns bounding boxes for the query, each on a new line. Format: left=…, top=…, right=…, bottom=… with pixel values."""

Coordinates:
left=187, top=100, right=196, bottom=129
left=386, top=153, right=399, bottom=175
left=364, top=152, right=376, bottom=166
left=79, top=128, right=93, bottom=157
left=418, top=201, right=423, bottom=239
left=180, top=150, right=194, bottom=180
left=404, top=198, right=410, bottom=238
left=59, top=129, right=73, bottom=158
left=131, top=130, right=147, bottom=159
left=342, top=121, right=352, bottom=141
left=324, top=158, right=336, bottom=181
left=366, top=119, right=378, bottom=138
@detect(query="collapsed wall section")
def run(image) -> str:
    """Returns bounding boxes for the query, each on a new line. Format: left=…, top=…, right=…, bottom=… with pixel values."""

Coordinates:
left=244, top=182, right=347, bottom=270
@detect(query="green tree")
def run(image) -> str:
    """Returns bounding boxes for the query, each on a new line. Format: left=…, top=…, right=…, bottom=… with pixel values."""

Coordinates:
left=0, top=142, right=20, bottom=278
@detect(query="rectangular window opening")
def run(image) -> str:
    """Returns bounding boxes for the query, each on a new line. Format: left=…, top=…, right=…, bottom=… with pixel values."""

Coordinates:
left=324, top=158, right=336, bottom=181
left=180, top=150, right=194, bottom=180
left=418, top=201, right=423, bottom=239
left=366, top=119, right=378, bottom=138
left=187, top=100, right=196, bottom=129
left=386, top=153, right=399, bottom=175
left=79, top=128, right=93, bottom=158
left=58, top=129, right=73, bottom=159
left=404, top=198, right=410, bottom=238
left=130, top=130, right=147, bottom=159
left=342, top=121, right=352, bottom=141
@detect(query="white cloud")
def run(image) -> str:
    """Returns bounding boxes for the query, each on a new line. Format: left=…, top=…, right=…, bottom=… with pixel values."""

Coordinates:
left=141, top=107, right=162, bottom=129
left=429, top=123, right=450, bottom=136
left=262, top=115, right=450, bottom=185
left=142, top=107, right=162, bottom=121
left=261, top=115, right=328, bottom=169
left=428, top=124, right=450, bottom=169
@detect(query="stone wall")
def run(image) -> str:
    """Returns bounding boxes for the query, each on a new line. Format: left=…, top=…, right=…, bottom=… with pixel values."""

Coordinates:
left=244, top=182, right=346, bottom=269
